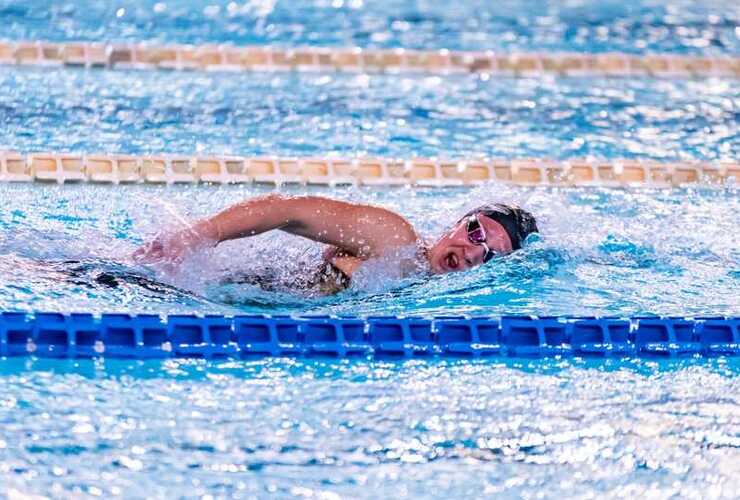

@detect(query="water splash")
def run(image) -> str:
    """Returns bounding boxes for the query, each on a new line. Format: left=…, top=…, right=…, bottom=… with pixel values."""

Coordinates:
left=5, top=182, right=736, bottom=317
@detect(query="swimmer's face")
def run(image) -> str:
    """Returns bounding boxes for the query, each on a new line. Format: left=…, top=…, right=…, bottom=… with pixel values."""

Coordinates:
left=427, top=214, right=513, bottom=274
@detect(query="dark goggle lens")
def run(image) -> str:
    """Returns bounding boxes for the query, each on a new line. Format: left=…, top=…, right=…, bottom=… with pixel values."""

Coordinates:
left=468, top=215, right=498, bottom=264
left=468, top=228, right=486, bottom=244
left=466, top=217, right=486, bottom=243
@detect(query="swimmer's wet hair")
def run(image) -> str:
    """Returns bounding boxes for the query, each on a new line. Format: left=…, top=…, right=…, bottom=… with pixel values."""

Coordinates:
left=461, top=203, right=539, bottom=250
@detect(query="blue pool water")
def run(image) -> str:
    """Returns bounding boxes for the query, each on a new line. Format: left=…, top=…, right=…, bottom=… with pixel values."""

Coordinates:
left=1, top=0, right=739, bottom=54
left=1, top=1, right=739, bottom=497
left=1, top=68, right=738, bottom=161
left=0, top=357, right=739, bottom=498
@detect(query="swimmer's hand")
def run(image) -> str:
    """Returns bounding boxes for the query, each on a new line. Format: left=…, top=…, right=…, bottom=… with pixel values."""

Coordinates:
left=132, top=221, right=218, bottom=266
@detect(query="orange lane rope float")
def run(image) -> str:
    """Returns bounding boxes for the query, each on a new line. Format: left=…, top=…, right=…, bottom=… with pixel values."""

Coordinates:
left=1, top=152, right=736, bottom=187
left=1, top=41, right=738, bottom=78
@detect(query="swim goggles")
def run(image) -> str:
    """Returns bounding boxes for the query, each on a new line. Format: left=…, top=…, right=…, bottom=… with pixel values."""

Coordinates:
left=466, top=214, right=497, bottom=263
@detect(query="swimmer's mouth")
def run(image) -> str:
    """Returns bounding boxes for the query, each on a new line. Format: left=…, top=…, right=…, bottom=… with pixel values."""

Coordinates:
left=445, top=252, right=459, bottom=271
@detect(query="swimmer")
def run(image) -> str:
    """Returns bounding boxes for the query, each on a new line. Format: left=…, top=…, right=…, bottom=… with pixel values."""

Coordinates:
left=133, top=194, right=538, bottom=294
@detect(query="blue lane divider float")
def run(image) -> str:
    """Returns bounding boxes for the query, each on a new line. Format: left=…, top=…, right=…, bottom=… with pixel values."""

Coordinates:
left=0, top=312, right=738, bottom=360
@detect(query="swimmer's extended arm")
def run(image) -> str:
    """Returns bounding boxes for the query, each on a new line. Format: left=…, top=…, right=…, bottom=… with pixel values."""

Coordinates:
left=133, top=194, right=419, bottom=264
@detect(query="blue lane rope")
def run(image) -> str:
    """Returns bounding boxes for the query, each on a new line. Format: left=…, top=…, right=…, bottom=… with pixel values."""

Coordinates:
left=0, top=312, right=738, bottom=360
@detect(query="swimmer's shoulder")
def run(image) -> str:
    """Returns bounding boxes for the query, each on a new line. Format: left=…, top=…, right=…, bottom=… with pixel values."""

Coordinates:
left=357, top=204, right=422, bottom=249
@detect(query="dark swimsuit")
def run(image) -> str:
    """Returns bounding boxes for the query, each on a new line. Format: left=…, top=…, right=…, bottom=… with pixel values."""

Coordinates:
left=56, top=259, right=198, bottom=297
left=56, top=259, right=351, bottom=296
left=314, top=261, right=351, bottom=294
left=212, top=261, right=350, bottom=295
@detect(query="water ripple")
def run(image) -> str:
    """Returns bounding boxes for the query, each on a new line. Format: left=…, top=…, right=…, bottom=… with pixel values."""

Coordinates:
left=0, top=358, right=738, bottom=497
left=0, top=0, right=738, bottom=54
left=0, top=69, right=738, bottom=161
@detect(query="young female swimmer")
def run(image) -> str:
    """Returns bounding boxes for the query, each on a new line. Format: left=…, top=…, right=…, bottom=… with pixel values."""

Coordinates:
left=133, top=194, right=538, bottom=294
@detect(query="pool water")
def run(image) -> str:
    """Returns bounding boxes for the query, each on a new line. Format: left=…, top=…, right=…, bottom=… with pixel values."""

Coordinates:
left=1, top=0, right=739, bottom=498
left=1, top=68, right=738, bottom=161
left=2, top=0, right=739, bottom=54
left=1, top=357, right=739, bottom=498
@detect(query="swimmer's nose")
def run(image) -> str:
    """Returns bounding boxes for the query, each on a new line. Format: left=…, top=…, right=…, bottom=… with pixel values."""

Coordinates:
left=462, top=249, right=475, bottom=267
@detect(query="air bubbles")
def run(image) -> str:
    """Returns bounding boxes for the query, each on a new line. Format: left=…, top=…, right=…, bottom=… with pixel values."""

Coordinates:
left=226, top=2, right=239, bottom=15
left=203, top=4, right=221, bottom=17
